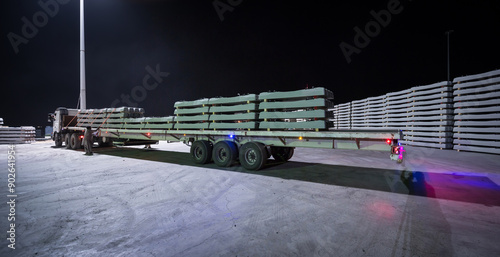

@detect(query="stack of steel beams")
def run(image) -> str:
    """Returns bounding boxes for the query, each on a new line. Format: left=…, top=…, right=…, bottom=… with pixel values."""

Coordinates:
left=173, top=99, right=210, bottom=130
left=258, top=87, right=334, bottom=131
left=208, top=94, right=259, bottom=130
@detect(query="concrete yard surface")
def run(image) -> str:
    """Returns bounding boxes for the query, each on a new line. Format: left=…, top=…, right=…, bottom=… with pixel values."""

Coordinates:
left=1, top=141, right=500, bottom=256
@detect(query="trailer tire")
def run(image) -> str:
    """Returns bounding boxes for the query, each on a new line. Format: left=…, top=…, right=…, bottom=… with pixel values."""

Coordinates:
left=70, top=133, right=82, bottom=150
left=239, top=142, right=268, bottom=171
left=213, top=141, right=238, bottom=167
left=97, top=137, right=112, bottom=147
left=270, top=146, right=295, bottom=162
left=54, top=133, right=63, bottom=147
left=65, top=134, right=72, bottom=149
left=191, top=140, right=213, bottom=164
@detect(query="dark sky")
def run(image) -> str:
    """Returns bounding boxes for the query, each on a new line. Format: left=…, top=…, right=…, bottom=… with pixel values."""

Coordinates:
left=1, top=0, right=499, bottom=127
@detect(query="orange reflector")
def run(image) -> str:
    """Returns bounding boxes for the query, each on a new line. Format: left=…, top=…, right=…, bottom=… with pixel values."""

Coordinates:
left=299, top=136, right=303, bottom=140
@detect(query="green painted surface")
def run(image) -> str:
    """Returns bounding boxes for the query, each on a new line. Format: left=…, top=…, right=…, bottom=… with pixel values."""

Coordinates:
left=174, top=107, right=210, bottom=115
left=209, top=122, right=258, bottom=130
left=210, top=103, right=258, bottom=113
left=259, top=120, right=328, bottom=129
left=259, top=110, right=329, bottom=120
left=259, top=87, right=333, bottom=100
left=174, top=98, right=209, bottom=108
left=259, top=99, right=333, bottom=110
left=208, top=94, right=257, bottom=104
left=210, top=113, right=257, bottom=121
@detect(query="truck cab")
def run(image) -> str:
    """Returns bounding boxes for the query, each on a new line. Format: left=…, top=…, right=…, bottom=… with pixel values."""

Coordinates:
left=48, top=107, right=82, bottom=148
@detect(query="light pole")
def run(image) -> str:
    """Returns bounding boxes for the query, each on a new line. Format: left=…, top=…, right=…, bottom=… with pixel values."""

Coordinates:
left=80, top=0, right=86, bottom=110
left=445, top=30, right=454, bottom=86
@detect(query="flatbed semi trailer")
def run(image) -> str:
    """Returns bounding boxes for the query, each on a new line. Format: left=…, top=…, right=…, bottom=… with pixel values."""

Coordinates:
left=96, top=127, right=404, bottom=170
left=49, top=87, right=405, bottom=170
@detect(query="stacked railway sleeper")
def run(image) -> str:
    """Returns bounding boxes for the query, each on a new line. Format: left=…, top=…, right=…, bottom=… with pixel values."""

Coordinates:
left=351, top=95, right=386, bottom=129
left=208, top=94, right=259, bottom=130
left=170, top=87, right=336, bottom=169
left=259, top=87, right=334, bottom=131
left=173, top=99, right=210, bottom=130
left=400, top=81, right=454, bottom=149
left=0, top=126, right=36, bottom=145
left=333, top=81, right=454, bottom=149
left=172, top=87, right=335, bottom=131
left=60, top=107, right=171, bottom=148
left=453, top=69, right=500, bottom=154
left=332, top=103, right=351, bottom=129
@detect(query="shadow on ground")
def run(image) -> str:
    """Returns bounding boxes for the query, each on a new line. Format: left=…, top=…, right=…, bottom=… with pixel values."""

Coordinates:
left=91, top=146, right=500, bottom=207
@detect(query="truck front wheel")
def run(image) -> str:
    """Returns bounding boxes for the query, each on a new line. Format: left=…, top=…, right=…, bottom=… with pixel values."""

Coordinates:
left=54, top=133, right=63, bottom=147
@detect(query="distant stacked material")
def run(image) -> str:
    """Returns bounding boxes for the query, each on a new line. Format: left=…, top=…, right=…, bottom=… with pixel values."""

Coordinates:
left=0, top=126, right=36, bottom=144
left=453, top=69, right=500, bottom=154
left=208, top=94, right=259, bottom=130
left=0, top=118, right=3, bottom=126
left=77, top=107, right=145, bottom=129
left=108, top=117, right=176, bottom=130
left=333, top=81, right=455, bottom=149
left=398, top=81, right=454, bottom=149
left=332, top=103, right=351, bottom=129
left=351, top=95, right=386, bottom=129
left=258, top=87, right=334, bottom=131
left=173, top=99, right=210, bottom=130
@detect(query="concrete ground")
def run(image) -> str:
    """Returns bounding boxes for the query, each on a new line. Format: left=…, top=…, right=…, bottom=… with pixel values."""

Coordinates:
left=1, top=140, right=499, bottom=257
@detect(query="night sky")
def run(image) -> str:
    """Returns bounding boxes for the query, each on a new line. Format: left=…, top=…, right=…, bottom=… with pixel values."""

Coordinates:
left=1, top=0, right=499, bottom=127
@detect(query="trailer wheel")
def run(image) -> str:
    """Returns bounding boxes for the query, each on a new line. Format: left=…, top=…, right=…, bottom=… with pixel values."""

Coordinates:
left=239, top=142, right=268, bottom=170
left=70, top=133, right=82, bottom=150
left=65, top=134, right=72, bottom=149
left=271, top=146, right=295, bottom=162
left=191, top=140, right=213, bottom=164
left=97, top=137, right=112, bottom=147
left=213, top=141, right=238, bottom=167
left=54, top=133, right=63, bottom=147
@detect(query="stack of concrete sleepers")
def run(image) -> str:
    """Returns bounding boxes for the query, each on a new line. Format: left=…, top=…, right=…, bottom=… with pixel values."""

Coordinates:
left=208, top=94, right=259, bottom=130
left=332, top=103, right=351, bottom=129
left=383, top=87, right=413, bottom=132
left=351, top=95, right=387, bottom=129
left=173, top=99, right=210, bottom=130
left=0, top=126, right=36, bottom=144
left=400, top=81, right=454, bottom=149
left=351, top=98, right=368, bottom=129
left=453, top=69, right=500, bottom=154
left=259, top=87, right=334, bottom=131
left=76, top=107, right=145, bottom=129
left=106, top=116, right=175, bottom=130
